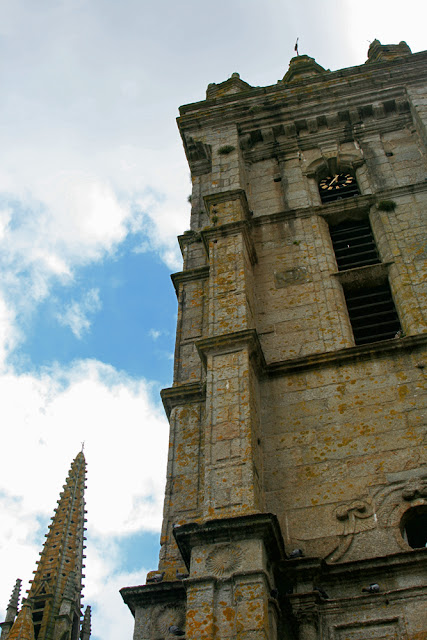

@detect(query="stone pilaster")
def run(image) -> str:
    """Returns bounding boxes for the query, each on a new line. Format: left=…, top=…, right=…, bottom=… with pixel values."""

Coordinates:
left=174, top=514, right=285, bottom=640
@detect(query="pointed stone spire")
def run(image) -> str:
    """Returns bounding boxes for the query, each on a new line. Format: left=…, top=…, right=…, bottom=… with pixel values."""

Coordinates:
left=3, top=452, right=88, bottom=640
left=0, top=579, right=22, bottom=639
left=5, top=601, right=35, bottom=640
left=80, top=607, right=91, bottom=640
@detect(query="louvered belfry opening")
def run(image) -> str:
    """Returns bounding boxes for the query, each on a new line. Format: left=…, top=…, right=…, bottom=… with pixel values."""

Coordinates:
left=344, top=283, right=402, bottom=344
left=330, top=220, right=380, bottom=270
left=330, top=218, right=402, bottom=345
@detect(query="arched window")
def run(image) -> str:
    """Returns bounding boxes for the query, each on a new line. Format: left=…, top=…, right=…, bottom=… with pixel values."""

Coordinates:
left=401, top=506, right=427, bottom=549
left=319, top=171, right=360, bottom=204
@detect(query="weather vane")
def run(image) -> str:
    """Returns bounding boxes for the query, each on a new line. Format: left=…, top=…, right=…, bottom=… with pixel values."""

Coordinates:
left=294, top=37, right=299, bottom=56
left=81, top=441, right=85, bottom=452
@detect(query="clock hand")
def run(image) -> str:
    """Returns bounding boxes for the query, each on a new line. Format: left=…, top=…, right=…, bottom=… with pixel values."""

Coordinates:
left=330, top=174, right=339, bottom=185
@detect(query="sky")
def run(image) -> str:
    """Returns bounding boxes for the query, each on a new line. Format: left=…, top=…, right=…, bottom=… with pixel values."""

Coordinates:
left=0, top=1, right=425, bottom=638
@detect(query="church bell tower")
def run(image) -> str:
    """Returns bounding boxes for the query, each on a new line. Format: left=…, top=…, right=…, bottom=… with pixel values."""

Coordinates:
left=122, top=40, right=427, bottom=640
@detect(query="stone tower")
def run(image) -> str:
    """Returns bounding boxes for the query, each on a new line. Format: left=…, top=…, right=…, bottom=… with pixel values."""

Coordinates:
left=0, top=451, right=91, bottom=640
left=122, top=40, right=427, bottom=639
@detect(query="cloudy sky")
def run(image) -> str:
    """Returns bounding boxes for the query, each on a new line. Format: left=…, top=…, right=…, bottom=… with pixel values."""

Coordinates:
left=0, top=1, right=424, bottom=638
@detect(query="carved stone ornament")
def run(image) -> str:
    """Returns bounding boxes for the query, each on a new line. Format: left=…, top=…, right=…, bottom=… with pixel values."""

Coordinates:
left=402, top=480, right=427, bottom=501
left=327, top=473, right=427, bottom=561
left=205, top=543, right=243, bottom=577
left=326, top=499, right=375, bottom=563
left=152, top=605, right=185, bottom=639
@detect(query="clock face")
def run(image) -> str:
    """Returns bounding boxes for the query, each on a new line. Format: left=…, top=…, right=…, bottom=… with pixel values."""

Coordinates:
left=319, top=173, right=355, bottom=192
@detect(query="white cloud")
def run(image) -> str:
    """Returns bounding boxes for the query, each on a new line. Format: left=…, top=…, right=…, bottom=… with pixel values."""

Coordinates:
left=0, top=296, right=20, bottom=369
left=56, top=288, right=102, bottom=338
left=148, top=328, right=171, bottom=341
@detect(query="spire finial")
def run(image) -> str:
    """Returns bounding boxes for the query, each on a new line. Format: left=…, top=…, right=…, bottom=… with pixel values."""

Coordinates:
left=294, top=37, right=299, bottom=56
left=8, top=579, right=22, bottom=611
left=1, top=578, right=22, bottom=634
left=80, top=606, right=91, bottom=640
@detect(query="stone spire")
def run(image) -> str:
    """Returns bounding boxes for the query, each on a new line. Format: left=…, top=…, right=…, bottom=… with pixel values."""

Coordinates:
left=1, top=452, right=88, bottom=640
left=0, top=579, right=22, bottom=639
left=80, top=607, right=91, bottom=640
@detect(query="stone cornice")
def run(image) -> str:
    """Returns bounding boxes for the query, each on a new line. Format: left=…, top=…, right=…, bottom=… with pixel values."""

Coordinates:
left=196, top=329, right=266, bottom=372
left=267, top=333, right=427, bottom=378
left=283, top=548, right=427, bottom=610
left=173, top=512, right=286, bottom=570
left=120, top=581, right=186, bottom=615
left=200, top=219, right=257, bottom=265
left=177, top=229, right=203, bottom=253
left=203, top=188, right=250, bottom=220
left=178, top=51, right=427, bottom=129
left=242, top=113, right=413, bottom=163
left=170, top=266, right=210, bottom=296
left=246, top=181, right=427, bottom=228
left=160, top=382, right=206, bottom=419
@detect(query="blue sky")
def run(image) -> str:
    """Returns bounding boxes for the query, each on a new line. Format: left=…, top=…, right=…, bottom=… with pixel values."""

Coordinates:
left=0, top=1, right=425, bottom=639
left=21, top=245, right=177, bottom=381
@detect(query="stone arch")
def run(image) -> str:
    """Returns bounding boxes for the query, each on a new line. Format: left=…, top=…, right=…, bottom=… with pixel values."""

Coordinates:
left=304, top=153, right=364, bottom=180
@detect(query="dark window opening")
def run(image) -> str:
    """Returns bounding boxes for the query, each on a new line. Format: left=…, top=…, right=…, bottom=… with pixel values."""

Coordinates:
left=34, top=599, right=46, bottom=607
left=319, top=172, right=360, bottom=204
left=330, top=220, right=380, bottom=270
left=329, top=218, right=402, bottom=345
left=344, top=283, right=401, bottom=345
left=401, top=506, right=427, bottom=549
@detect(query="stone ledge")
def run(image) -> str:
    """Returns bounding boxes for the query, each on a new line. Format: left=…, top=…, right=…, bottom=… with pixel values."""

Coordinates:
left=267, top=333, right=427, bottom=377
left=120, top=581, right=186, bottom=616
left=203, top=188, right=250, bottom=220
left=332, top=261, right=393, bottom=289
left=200, top=219, right=257, bottom=265
left=173, top=512, right=286, bottom=571
left=283, top=548, right=427, bottom=591
left=161, top=382, right=206, bottom=419
left=170, top=266, right=210, bottom=295
left=196, top=328, right=266, bottom=371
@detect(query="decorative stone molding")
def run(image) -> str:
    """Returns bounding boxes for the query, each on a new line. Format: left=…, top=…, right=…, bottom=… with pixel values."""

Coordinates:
left=182, top=135, right=212, bottom=176
left=200, top=219, right=257, bottom=265
left=402, top=480, right=427, bottom=501
left=196, top=328, right=266, bottom=373
left=327, top=471, right=427, bottom=561
left=281, top=55, right=327, bottom=85
left=173, top=513, right=285, bottom=571
left=206, top=73, right=252, bottom=100
left=205, top=543, right=243, bottom=577
left=366, top=39, right=412, bottom=64
left=152, top=604, right=185, bottom=640
left=171, top=266, right=209, bottom=296
left=303, top=154, right=364, bottom=180
left=327, top=499, right=376, bottom=563
left=160, top=382, right=206, bottom=419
